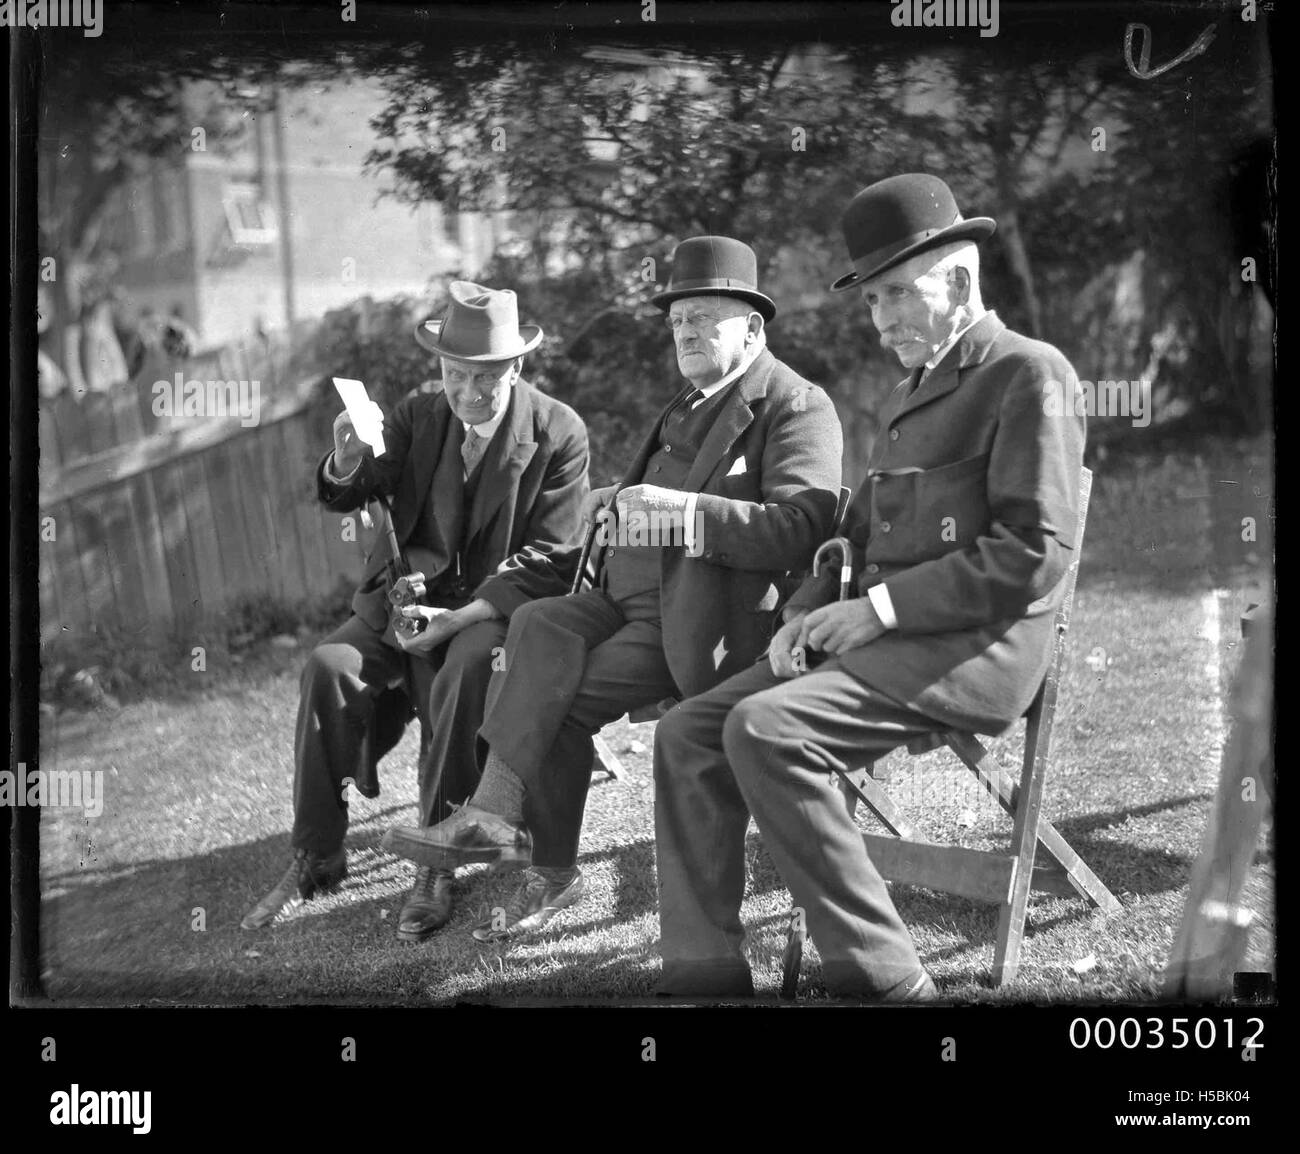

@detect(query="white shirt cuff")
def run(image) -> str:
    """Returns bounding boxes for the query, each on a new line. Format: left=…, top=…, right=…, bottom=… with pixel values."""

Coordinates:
left=324, top=452, right=361, bottom=485
left=683, top=492, right=700, bottom=551
left=867, top=582, right=898, bottom=630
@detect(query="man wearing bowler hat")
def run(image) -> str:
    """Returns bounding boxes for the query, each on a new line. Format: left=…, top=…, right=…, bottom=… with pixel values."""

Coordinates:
left=652, top=174, right=1087, bottom=999
left=383, top=237, right=844, bottom=941
left=242, top=282, right=589, bottom=941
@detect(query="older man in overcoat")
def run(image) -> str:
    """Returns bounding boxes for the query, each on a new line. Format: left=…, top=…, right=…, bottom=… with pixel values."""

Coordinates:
left=652, top=175, right=1088, bottom=999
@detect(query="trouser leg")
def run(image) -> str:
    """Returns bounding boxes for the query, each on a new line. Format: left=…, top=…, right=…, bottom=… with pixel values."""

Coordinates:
left=480, top=588, right=675, bottom=868
left=479, top=590, right=627, bottom=769
left=292, top=615, right=407, bottom=856
left=417, top=618, right=509, bottom=826
left=523, top=613, right=677, bottom=866
left=654, top=662, right=784, bottom=995
left=722, top=661, right=942, bottom=997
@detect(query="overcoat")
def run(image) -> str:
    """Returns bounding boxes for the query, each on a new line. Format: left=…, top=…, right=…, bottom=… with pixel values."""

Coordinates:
left=318, top=379, right=590, bottom=625
left=786, top=312, right=1087, bottom=733
left=596, top=347, right=844, bottom=697
left=315, top=379, right=590, bottom=792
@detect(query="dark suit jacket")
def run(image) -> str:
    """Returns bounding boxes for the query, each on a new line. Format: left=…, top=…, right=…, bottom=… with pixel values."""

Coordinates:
left=595, top=348, right=843, bottom=698
left=317, top=379, right=590, bottom=627
left=786, top=312, right=1086, bottom=734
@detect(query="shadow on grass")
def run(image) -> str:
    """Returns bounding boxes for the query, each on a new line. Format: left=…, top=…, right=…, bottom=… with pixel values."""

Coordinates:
left=40, top=795, right=1181, bottom=1005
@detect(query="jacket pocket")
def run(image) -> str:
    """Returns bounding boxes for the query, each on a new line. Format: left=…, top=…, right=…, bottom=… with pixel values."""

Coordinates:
left=871, top=452, right=991, bottom=562
left=912, top=451, right=991, bottom=554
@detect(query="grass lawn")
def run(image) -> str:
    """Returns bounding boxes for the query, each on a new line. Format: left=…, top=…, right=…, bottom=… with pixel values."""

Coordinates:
left=36, top=438, right=1274, bottom=1005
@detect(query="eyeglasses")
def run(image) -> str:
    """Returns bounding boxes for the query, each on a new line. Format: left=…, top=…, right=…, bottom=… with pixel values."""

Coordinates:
left=441, top=364, right=513, bottom=388
left=666, top=312, right=721, bottom=332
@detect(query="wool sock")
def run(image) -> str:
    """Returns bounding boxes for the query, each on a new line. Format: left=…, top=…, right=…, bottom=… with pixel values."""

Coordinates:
left=467, top=749, right=526, bottom=823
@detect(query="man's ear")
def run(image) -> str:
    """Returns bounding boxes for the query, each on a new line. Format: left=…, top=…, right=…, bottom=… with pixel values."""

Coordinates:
left=746, top=312, right=765, bottom=343
left=511, top=357, right=524, bottom=383
left=949, top=266, right=971, bottom=306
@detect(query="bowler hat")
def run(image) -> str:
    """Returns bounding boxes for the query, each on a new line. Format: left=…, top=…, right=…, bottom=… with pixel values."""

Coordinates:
left=829, top=174, right=996, bottom=293
left=414, top=281, right=543, bottom=361
left=651, top=236, right=777, bottom=321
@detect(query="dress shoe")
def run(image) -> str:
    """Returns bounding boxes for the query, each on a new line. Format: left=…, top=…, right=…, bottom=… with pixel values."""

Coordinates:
left=241, top=847, right=347, bottom=930
left=381, top=804, right=531, bottom=870
left=397, top=867, right=455, bottom=942
left=471, top=867, right=584, bottom=942
left=891, top=969, right=940, bottom=1003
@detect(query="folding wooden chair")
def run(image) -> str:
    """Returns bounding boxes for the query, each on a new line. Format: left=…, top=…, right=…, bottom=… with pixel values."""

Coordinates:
left=781, top=467, right=1120, bottom=996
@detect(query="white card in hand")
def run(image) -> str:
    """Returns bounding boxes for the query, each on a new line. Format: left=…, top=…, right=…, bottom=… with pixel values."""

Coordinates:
left=332, top=377, right=386, bottom=457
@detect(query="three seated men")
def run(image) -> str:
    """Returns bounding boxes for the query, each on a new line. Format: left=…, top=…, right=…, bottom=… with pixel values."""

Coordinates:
left=250, top=175, right=1085, bottom=1000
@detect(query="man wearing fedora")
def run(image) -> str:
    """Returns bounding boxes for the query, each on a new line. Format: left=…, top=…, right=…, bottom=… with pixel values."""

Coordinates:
left=383, top=236, right=843, bottom=942
left=652, top=174, right=1087, bottom=999
left=242, top=282, right=589, bottom=940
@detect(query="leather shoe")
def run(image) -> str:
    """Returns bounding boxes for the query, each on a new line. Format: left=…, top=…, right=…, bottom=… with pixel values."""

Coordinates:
left=382, top=804, right=531, bottom=869
left=471, top=867, right=584, bottom=942
left=241, top=847, right=347, bottom=930
left=397, top=867, right=454, bottom=942
left=895, top=970, right=940, bottom=1003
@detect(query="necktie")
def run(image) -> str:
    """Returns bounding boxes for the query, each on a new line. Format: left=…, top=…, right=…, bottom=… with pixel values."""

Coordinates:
left=686, top=387, right=705, bottom=410
left=462, top=428, right=488, bottom=475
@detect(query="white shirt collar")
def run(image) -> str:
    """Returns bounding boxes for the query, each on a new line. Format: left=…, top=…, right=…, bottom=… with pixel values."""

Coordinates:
left=923, top=308, right=987, bottom=375
left=691, top=337, right=767, bottom=401
left=464, top=408, right=506, bottom=439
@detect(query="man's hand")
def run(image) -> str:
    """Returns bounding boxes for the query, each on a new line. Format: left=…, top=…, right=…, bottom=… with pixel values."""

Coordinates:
left=394, top=598, right=502, bottom=654
left=582, top=483, right=619, bottom=524
left=797, top=598, right=887, bottom=656
left=616, top=483, right=689, bottom=520
left=394, top=605, right=460, bottom=653
left=769, top=610, right=810, bottom=679
left=332, top=405, right=383, bottom=476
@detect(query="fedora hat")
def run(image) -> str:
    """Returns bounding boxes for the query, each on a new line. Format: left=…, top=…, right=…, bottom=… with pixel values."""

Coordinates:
left=650, top=236, right=777, bottom=321
left=829, top=174, right=996, bottom=293
left=414, top=281, right=543, bottom=361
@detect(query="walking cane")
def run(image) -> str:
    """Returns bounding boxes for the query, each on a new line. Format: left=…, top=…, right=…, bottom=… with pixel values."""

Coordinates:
left=570, top=491, right=620, bottom=595
left=781, top=534, right=854, bottom=1000
left=812, top=536, right=854, bottom=602
left=361, top=497, right=427, bottom=638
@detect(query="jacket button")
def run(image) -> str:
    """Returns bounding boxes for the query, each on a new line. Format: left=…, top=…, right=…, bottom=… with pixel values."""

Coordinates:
left=653, top=465, right=662, bottom=473
left=608, top=548, right=616, bottom=556
left=881, top=521, right=891, bottom=533
left=889, top=429, right=900, bottom=441
left=664, top=444, right=672, bottom=453
left=865, top=563, right=879, bottom=574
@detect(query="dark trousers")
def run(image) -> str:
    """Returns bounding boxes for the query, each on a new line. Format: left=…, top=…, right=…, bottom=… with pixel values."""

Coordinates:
left=480, top=588, right=677, bottom=867
left=292, top=613, right=508, bottom=856
left=653, top=658, right=944, bottom=998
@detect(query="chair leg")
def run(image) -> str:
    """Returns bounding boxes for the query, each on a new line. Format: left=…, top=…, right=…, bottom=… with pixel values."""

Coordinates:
left=834, top=766, right=915, bottom=839
left=781, top=914, right=805, bottom=1000
left=945, top=732, right=1120, bottom=913
left=991, top=694, right=1058, bottom=985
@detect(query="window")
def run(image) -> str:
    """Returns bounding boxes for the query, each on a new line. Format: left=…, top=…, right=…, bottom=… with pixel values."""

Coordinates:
left=221, top=182, right=278, bottom=246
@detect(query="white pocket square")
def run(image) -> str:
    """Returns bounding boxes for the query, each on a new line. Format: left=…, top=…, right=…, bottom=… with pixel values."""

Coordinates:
left=726, top=457, right=747, bottom=477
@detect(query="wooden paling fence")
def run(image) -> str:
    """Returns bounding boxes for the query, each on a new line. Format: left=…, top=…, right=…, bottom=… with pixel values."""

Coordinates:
left=37, top=377, right=369, bottom=646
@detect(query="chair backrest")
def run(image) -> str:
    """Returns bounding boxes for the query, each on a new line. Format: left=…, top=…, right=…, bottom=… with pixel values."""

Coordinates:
left=1052, top=466, right=1093, bottom=640
left=833, top=485, right=852, bottom=534
left=1020, top=465, right=1092, bottom=730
